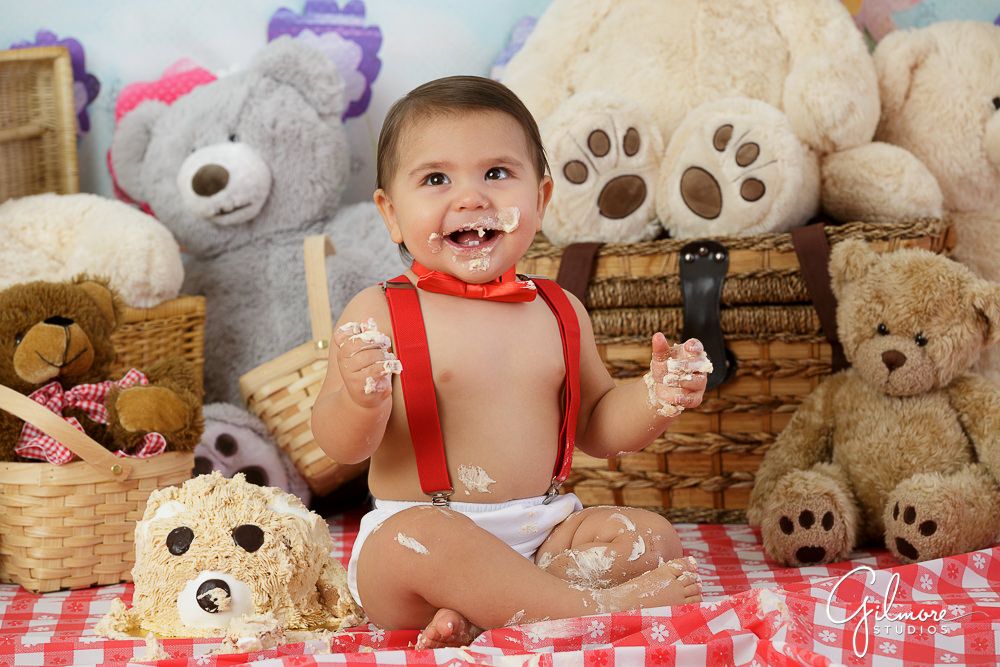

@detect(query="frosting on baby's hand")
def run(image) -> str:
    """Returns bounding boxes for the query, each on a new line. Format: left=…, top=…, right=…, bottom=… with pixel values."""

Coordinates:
left=645, top=342, right=712, bottom=417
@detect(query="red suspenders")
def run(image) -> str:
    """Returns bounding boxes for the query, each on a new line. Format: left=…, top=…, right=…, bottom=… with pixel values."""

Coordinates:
left=383, top=275, right=580, bottom=506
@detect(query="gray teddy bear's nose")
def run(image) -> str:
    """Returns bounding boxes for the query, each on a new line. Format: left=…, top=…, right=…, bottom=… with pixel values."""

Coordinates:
left=882, top=349, right=907, bottom=372
left=192, top=164, right=230, bottom=197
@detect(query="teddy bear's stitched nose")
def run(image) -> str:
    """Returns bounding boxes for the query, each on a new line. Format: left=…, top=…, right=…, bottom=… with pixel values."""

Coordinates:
left=44, top=315, right=74, bottom=327
left=196, top=579, right=231, bottom=613
left=882, top=349, right=907, bottom=372
left=192, top=164, right=230, bottom=197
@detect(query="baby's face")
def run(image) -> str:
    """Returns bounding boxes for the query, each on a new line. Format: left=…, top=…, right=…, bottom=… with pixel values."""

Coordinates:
left=375, top=110, right=552, bottom=282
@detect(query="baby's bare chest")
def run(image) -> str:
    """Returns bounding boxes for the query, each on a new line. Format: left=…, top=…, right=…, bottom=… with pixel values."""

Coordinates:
left=420, top=299, right=566, bottom=397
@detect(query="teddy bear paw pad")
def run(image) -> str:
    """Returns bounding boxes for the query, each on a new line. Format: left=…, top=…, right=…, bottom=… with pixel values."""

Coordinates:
left=887, top=502, right=940, bottom=563
left=541, top=101, right=664, bottom=245
left=762, top=494, right=849, bottom=567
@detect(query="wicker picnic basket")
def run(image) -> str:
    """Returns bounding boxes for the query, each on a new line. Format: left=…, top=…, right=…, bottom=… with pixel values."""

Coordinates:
left=518, top=218, right=951, bottom=523
left=0, top=46, right=79, bottom=201
left=112, top=296, right=207, bottom=387
left=240, top=236, right=368, bottom=496
left=0, top=385, right=193, bottom=593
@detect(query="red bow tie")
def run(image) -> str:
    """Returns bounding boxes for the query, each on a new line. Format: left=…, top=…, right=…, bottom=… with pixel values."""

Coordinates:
left=411, top=261, right=537, bottom=302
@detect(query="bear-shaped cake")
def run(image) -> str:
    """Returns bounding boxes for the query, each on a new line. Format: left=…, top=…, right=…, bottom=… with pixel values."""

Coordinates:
left=748, top=240, right=1000, bottom=565
left=98, top=472, right=361, bottom=639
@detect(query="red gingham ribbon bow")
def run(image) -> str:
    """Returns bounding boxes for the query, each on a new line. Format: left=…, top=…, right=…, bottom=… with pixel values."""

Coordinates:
left=14, top=368, right=167, bottom=464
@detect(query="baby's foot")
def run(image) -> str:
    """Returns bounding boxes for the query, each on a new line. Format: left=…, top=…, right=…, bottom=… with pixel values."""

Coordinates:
left=415, top=608, right=482, bottom=650
left=591, top=557, right=701, bottom=612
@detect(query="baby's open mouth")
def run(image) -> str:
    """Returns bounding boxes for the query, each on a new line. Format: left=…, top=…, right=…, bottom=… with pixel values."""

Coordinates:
left=446, top=228, right=500, bottom=247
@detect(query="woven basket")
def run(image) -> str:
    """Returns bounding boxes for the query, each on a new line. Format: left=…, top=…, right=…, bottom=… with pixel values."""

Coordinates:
left=240, top=236, right=368, bottom=496
left=0, top=385, right=193, bottom=593
left=111, top=296, right=206, bottom=387
left=0, top=46, right=79, bottom=200
left=518, top=218, right=951, bottom=523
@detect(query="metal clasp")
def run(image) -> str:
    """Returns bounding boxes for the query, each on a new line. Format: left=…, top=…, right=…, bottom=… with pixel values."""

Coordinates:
left=542, top=478, right=562, bottom=505
left=431, top=491, right=452, bottom=507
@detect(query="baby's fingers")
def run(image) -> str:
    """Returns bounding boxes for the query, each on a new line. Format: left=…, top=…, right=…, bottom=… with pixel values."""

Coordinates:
left=654, top=385, right=700, bottom=409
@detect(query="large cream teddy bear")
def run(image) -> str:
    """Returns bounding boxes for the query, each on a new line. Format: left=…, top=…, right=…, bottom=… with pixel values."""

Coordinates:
left=873, top=21, right=1000, bottom=385
left=748, top=241, right=1000, bottom=566
left=97, top=473, right=361, bottom=642
left=502, top=0, right=942, bottom=244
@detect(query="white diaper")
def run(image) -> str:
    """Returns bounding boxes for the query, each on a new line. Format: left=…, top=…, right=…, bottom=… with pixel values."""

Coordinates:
left=346, top=493, right=583, bottom=608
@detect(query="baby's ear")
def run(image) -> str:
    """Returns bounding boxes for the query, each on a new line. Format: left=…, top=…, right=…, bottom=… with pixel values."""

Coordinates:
left=972, top=280, right=1000, bottom=348
left=829, top=239, right=880, bottom=299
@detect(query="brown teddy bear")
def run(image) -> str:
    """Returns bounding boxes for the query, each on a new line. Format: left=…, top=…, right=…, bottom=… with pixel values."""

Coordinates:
left=747, top=240, right=1000, bottom=565
left=0, top=278, right=202, bottom=461
left=97, top=472, right=361, bottom=641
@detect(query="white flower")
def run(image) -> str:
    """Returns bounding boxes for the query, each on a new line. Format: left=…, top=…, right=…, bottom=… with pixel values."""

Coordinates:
left=526, top=628, right=544, bottom=644
left=195, top=656, right=212, bottom=665
left=704, top=600, right=721, bottom=611
left=919, top=574, right=933, bottom=590
left=819, top=630, right=837, bottom=643
left=36, top=615, right=56, bottom=620
left=650, top=622, right=669, bottom=642
left=368, top=623, right=386, bottom=643
left=587, top=620, right=605, bottom=639
left=941, top=653, right=958, bottom=663
left=972, top=554, right=986, bottom=569
left=879, top=642, right=897, bottom=655
left=948, top=604, right=967, bottom=617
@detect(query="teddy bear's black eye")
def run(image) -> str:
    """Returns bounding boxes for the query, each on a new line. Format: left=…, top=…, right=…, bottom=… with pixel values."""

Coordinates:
left=992, top=97, right=1000, bottom=111
left=228, top=133, right=237, bottom=142
left=877, top=323, right=889, bottom=335
left=915, top=333, right=928, bottom=347
left=13, top=332, right=23, bottom=346
left=167, top=526, right=195, bottom=555
left=232, top=524, right=264, bottom=553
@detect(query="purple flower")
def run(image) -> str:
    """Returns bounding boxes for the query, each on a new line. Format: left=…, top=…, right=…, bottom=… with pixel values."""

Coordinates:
left=268, top=1, right=382, bottom=119
left=491, top=16, right=538, bottom=81
left=10, top=30, right=101, bottom=135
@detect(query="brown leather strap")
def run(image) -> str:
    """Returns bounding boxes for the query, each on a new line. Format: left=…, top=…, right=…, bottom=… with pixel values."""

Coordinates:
left=791, top=224, right=848, bottom=372
left=555, top=242, right=603, bottom=307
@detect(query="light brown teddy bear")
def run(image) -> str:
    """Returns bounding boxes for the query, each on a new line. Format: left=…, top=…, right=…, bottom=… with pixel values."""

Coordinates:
left=0, top=278, right=202, bottom=461
left=747, top=240, right=1000, bottom=565
left=98, top=472, right=361, bottom=641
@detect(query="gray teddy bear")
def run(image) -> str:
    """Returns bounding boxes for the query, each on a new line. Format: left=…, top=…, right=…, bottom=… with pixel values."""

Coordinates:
left=111, top=37, right=402, bottom=407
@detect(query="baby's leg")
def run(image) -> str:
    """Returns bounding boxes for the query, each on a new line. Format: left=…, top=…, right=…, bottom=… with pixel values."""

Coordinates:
left=535, top=506, right=689, bottom=589
left=355, top=506, right=698, bottom=643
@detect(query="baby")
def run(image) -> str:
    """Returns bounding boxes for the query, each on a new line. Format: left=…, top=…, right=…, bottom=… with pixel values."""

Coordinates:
left=311, top=76, right=710, bottom=649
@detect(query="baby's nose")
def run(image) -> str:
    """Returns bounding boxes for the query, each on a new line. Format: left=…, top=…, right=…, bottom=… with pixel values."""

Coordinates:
left=453, top=187, right=490, bottom=211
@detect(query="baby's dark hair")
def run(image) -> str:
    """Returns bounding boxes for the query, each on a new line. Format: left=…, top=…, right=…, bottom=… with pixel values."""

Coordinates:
left=375, top=75, right=549, bottom=191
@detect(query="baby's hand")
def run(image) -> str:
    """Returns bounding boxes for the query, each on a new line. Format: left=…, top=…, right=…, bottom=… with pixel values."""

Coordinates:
left=333, top=318, right=402, bottom=408
left=643, top=333, right=711, bottom=418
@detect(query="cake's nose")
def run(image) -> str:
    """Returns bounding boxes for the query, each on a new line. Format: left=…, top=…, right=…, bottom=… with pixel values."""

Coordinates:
left=196, top=579, right=231, bottom=613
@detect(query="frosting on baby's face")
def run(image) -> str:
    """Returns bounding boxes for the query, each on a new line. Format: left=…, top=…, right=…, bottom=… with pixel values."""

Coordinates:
left=374, top=110, right=552, bottom=284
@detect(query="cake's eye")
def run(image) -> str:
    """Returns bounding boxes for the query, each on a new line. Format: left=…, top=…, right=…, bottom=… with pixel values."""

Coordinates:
left=232, top=524, right=265, bottom=553
left=877, top=323, right=889, bottom=336
left=992, top=96, right=1000, bottom=111
left=915, top=333, right=928, bottom=347
left=167, top=526, right=194, bottom=555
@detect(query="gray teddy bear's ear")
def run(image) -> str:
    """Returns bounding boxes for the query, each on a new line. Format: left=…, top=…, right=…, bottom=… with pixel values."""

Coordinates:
left=110, top=99, right=168, bottom=201
left=253, top=35, right=347, bottom=119
left=829, top=239, right=880, bottom=300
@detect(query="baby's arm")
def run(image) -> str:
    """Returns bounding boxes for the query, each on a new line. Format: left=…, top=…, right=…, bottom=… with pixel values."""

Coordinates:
left=311, top=286, right=399, bottom=465
left=569, top=293, right=709, bottom=458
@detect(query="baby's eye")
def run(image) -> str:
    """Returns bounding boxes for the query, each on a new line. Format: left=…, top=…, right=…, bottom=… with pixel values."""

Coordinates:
left=422, top=172, right=450, bottom=186
left=485, top=167, right=510, bottom=181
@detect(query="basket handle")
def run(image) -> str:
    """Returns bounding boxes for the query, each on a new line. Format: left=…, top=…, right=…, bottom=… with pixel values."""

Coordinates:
left=303, top=235, right=336, bottom=344
left=0, top=384, right=134, bottom=481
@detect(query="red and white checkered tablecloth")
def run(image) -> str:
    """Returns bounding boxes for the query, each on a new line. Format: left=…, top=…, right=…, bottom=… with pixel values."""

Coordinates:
left=2, top=514, right=998, bottom=666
